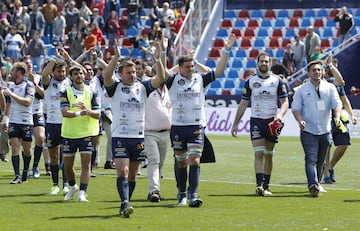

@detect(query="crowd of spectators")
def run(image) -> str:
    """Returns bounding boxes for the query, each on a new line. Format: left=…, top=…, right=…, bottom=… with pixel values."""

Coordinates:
left=0, top=0, right=190, bottom=77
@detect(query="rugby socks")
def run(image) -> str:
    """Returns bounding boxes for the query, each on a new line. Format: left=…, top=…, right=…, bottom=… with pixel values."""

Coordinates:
left=263, top=174, right=271, bottom=190
left=50, top=164, right=59, bottom=186
left=128, top=181, right=136, bottom=200
left=22, top=153, right=31, bottom=173
left=32, top=145, right=43, bottom=169
left=12, top=155, right=20, bottom=176
left=68, top=179, right=76, bottom=187
left=117, top=176, right=129, bottom=202
left=80, top=183, right=88, bottom=192
left=188, top=165, right=200, bottom=198
left=177, top=166, right=188, bottom=194
left=256, top=173, right=264, bottom=187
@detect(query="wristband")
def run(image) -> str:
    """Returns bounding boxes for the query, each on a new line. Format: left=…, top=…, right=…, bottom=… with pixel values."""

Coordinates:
left=160, top=50, right=167, bottom=55
left=194, top=60, right=198, bottom=65
left=155, top=58, right=160, bottom=62
left=1, top=115, right=9, bottom=125
left=223, top=49, right=230, bottom=55
left=328, top=63, right=334, bottom=69
left=74, top=111, right=81, bottom=117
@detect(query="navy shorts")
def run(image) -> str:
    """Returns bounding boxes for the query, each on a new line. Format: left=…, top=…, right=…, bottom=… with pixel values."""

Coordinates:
left=331, top=120, right=351, bottom=146
left=61, top=137, right=93, bottom=156
left=170, top=125, right=204, bottom=151
left=45, top=123, right=62, bottom=148
left=250, top=118, right=278, bottom=143
left=8, top=123, right=33, bottom=141
left=112, top=137, right=146, bottom=162
left=33, top=113, right=45, bottom=127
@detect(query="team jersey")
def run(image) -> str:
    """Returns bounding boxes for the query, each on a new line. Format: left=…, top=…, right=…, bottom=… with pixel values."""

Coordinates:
left=30, top=74, right=44, bottom=114
left=166, top=70, right=215, bottom=126
left=242, top=74, right=288, bottom=119
left=87, top=76, right=103, bottom=109
left=105, top=78, right=154, bottom=138
left=43, top=76, right=72, bottom=124
left=8, top=79, right=35, bottom=125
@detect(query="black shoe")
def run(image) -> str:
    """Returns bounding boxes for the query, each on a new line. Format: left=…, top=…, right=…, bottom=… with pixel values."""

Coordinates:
left=90, top=171, right=96, bottom=178
left=148, top=191, right=161, bottom=202
left=120, top=202, right=134, bottom=218
left=21, top=170, right=29, bottom=183
left=10, top=175, right=22, bottom=184
left=104, top=161, right=116, bottom=169
left=0, top=154, right=8, bottom=162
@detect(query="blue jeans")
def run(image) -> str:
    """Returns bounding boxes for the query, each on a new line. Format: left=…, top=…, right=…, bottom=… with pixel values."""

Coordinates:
left=339, top=32, right=351, bottom=44
left=44, top=22, right=54, bottom=41
left=300, top=131, right=330, bottom=187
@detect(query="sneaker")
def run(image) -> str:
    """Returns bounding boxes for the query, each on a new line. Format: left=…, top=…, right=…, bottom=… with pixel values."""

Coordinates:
left=329, top=168, right=336, bottom=183
left=178, top=196, right=187, bottom=206
left=255, top=186, right=265, bottom=196
left=77, top=190, right=89, bottom=202
left=21, top=170, right=30, bottom=183
left=189, top=198, right=203, bottom=208
left=319, top=184, right=327, bottom=193
left=45, top=166, right=51, bottom=176
left=264, top=188, right=273, bottom=196
left=64, top=185, right=79, bottom=200
left=49, top=186, right=60, bottom=195
left=323, top=176, right=332, bottom=184
left=149, top=191, right=161, bottom=202
left=120, top=202, right=134, bottom=218
left=62, top=186, right=70, bottom=196
left=10, top=175, right=22, bottom=184
left=32, top=168, right=40, bottom=179
left=90, top=171, right=96, bottom=178
left=0, top=154, right=8, bottom=162
left=309, top=184, right=320, bottom=197
left=104, top=161, right=116, bottom=169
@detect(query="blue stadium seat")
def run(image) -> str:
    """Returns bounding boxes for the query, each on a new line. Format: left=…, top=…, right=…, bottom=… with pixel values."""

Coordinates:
left=264, top=48, right=274, bottom=57
left=275, top=49, right=284, bottom=58
left=332, top=39, right=339, bottom=47
left=246, top=59, right=257, bottom=68
left=224, top=10, right=237, bottom=19
left=235, top=49, right=247, bottom=58
left=317, top=9, right=328, bottom=18
left=216, top=28, right=229, bottom=38
left=301, top=17, right=312, bottom=28
left=41, top=36, right=51, bottom=45
left=284, top=28, right=296, bottom=39
left=47, top=47, right=56, bottom=56
left=207, top=88, right=220, bottom=95
left=232, top=58, right=244, bottom=68
left=238, top=80, right=246, bottom=89
left=253, top=38, right=265, bottom=49
left=355, top=17, right=360, bottom=26
left=205, top=59, right=216, bottom=68
left=210, top=79, right=223, bottom=88
left=274, top=19, right=286, bottom=28
left=304, top=9, right=315, bottom=18
left=250, top=10, right=263, bottom=19
left=322, top=28, right=334, bottom=38
left=326, top=20, right=336, bottom=27
left=120, top=48, right=130, bottom=56
left=131, top=48, right=146, bottom=59
left=257, top=28, right=269, bottom=38
left=260, top=19, right=273, bottom=28
left=234, top=88, right=243, bottom=96
left=355, top=9, right=360, bottom=17
left=227, top=69, right=239, bottom=79
left=224, top=79, right=235, bottom=88
left=144, top=18, right=152, bottom=29
left=126, top=26, right=138, bottom=38
left=277, top=9, right=289, bottom=19
left=234, top=19, right=247, bottom=29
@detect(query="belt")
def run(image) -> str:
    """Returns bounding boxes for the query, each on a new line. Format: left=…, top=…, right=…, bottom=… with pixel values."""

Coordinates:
left=148, top=129, right=169, bottom=133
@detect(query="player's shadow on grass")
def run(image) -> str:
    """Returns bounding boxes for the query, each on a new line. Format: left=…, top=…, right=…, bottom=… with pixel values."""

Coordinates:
left=344, top=199, right=360, bottom=203
left=208, top=191, right=309, bottom=198
left=0, top=193, right=48, bottom=198
left=50, top=214, right=120, bottom=220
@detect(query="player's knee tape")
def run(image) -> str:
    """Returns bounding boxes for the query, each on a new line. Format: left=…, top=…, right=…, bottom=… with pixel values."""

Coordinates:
left=175, top=152, right=189, bottom=162
left=188, top=148, right=202, bottom=157
left=253, top=146, right=265, bottom=154
left=264, top=149, right=274, bottom=155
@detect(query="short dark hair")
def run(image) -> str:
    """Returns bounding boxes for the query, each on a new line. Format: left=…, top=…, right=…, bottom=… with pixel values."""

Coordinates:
left=178, top=55, right=193, bottom=66
left=13, top=62, right=27, bottom=75
left=52, top=60, right=67, bottom=71
left=307, top=60, right=323, bottom=72
left=257, top=52, right=271, bottom=63
left=118, top=59, right=136, bottom=73
left=69, top=65, right=83, bottom=76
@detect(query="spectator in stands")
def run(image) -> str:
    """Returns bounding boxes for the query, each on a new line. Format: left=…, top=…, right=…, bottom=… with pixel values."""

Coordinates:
left=42, top=0, right=58, bottom=42
left=91, top=22, right=105, bottom=50
left=282, top=43, right=295, bottom=76
left=4, top=26, right=25, bottom=63
left=350, top=86, right=360, bottom=96
left=270, top=58, right=288, bottom=77
left=18, top=6, right=31, bottom=39
left=79, top=0, right=93, bottom=31
left=70, top=31, right=85, bottom=59
left=29, top=2, right=45, bottom=37
left=127, top=0, right=140, bottom=28
left=293, top=35, right=305, bottom=71
left=55, top=0, right=66, bottom=12
left=104, top=0, right=121, bottom=23
left=65, top=0, right=80, bottom=32
left=149, top=0, right=161, bottom=28
left=0, top=4, right=13, bottom=25
left=53, top=10, right=66, bottom=39
left=305, top=26, right=320, bottom=63
left=159, top=1, right=175, bottom=28
left=0, top=19, right=10, bottom=40
left=84, top=26, right=98, bottom=51
left=309, top=46, right=324, bottom=62
left=13, top=18, right=26, bottom=42
left=91, top=8, right=105, bottom=32
left=26, top=30, right=46, bottom=71
left=334, top=6, right=354, bottom=44
left=105, top=10, right=121, bottom=48
left=92, top=0, right=106, bottom=17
